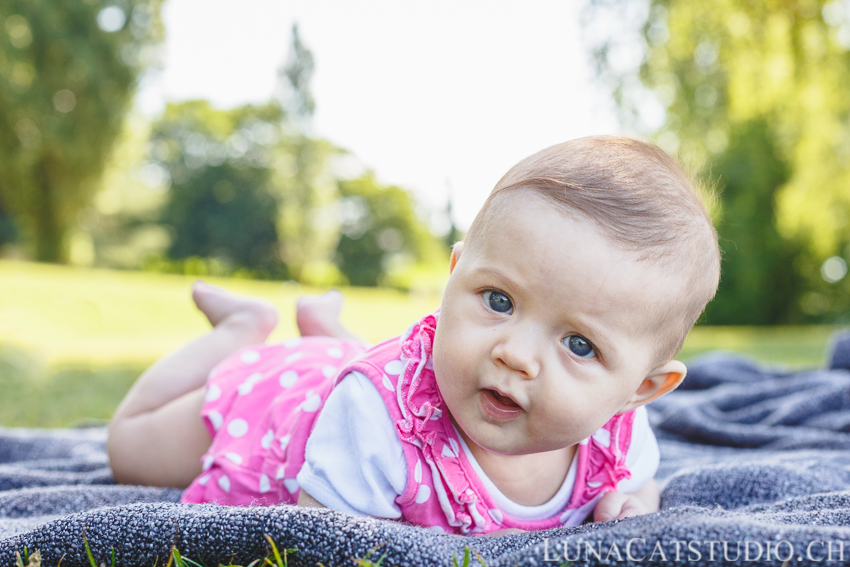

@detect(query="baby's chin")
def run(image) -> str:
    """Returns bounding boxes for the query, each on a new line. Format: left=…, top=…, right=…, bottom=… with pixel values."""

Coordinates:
left=456, top=422, right=566, bottom=457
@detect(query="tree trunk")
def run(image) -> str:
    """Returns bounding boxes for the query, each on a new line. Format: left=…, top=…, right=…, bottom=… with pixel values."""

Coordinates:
left=34, top=158, right=64, bottom=263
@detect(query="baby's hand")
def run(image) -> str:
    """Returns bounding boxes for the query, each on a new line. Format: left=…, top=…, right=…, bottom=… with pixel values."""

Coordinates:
left=593, top=492, right=649, bottom=522
left=593, top=479, right=660, bottom=522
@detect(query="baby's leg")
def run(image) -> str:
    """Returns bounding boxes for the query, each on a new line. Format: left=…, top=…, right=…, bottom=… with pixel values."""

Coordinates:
left=296, top=290, right=365, bottom=343
left=107, top=281, right=278, bottom=488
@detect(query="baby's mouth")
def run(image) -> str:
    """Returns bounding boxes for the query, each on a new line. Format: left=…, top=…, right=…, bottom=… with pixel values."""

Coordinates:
left=491, top=389, right=519, bottom=407
left=480, top=388, right=523, bottom=420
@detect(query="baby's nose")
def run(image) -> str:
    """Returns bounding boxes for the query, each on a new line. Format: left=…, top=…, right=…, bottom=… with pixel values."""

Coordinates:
left=491, top=335, right=541, bottom=379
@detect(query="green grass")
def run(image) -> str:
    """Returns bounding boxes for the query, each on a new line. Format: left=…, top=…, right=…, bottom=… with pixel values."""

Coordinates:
left=680, top=324, right=839, bottom=369
left=0, top=260, right=843, bottom=428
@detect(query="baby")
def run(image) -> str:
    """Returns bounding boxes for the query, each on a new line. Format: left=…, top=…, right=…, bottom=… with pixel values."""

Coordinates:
left=107, top=136, right=720, bottom=535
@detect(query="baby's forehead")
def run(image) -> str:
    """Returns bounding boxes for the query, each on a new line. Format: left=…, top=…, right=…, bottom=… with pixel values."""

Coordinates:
left=475, top=194, right=687, bottom=318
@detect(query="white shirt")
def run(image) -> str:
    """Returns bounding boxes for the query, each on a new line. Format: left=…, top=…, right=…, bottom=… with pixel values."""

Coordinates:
left=297, top=371, right=659, bottom=520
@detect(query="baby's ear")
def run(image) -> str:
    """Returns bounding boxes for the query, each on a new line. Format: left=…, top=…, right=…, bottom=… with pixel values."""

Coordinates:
left=617, top=360, right=686, bottom=414
left=449, top=241, right=465, bottom=273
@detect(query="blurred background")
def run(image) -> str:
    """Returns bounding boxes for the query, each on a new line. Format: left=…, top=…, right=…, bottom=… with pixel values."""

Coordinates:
left=1, top=0, right=848, bottom=427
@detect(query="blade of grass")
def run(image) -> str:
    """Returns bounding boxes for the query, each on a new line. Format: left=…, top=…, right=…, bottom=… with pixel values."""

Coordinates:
left=82, top=533, right=97, bottom=567
left=264, top=535, right=283, bottom=567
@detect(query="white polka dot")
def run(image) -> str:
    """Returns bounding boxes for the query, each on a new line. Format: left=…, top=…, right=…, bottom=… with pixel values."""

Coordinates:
left=441, top=444, right=456, bottom=459
left=225, top=452, right=243, bottom=465
left=488, top=509, right=503, bottom=524
left=227, top=418, right=249, bottom=438
left=279, top=370, right=298, bottom=388
left=259, top=473, right=271, bottom=493
left=384, top=360, right=404, bottom=375
left=301, top=393, right=322, bottom=413
left=198, top=474, right=210, bottom=486
left=283, top=338, right=302, bottom=348
left=322, top=365, right=337, bottom=379
left=381, top=374, right=395, bottom=392
left=285, top=352, right=303, bottom=364
left=240, top=350, right=261, bottom=364
left=587, top=481, right=603, bottom=488
left=327, top=347, right=344, bottom=358
left=414, top=460, right=422, bottom=483
left=208, top=411, right=223, bottom=431
left=205, top=384, right=221, bottom=402
left=275, top=465, right=286, bottom=480
left=202, top=455, right=214, bottom=471
left=261, top=429, right=273, bottom=449
left=449, top=438, right=460, bottom=456
left=283, top=478, right=299, bottom=494
left=415, top=484, right=431, bottom=504
left=238, top=372, right=265, bottom=395
left=218, top=475, right=231, bottom=493
left=280, top=434, right=291, bottom=450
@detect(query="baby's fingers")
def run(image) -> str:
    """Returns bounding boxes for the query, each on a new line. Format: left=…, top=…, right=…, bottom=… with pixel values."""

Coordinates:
left=594, top=492, right=648, bottom=522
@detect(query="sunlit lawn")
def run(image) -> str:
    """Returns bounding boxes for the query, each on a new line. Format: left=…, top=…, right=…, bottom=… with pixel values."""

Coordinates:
left=0, top=260, right=843, bottom=427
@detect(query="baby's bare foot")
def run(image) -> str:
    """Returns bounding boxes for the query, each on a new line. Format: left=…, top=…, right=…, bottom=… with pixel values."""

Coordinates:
left=192, top=281, right=278, bottom=342
left=296, top=290, right=344, bottom=337
left=296, top=290, right=365, bottom=343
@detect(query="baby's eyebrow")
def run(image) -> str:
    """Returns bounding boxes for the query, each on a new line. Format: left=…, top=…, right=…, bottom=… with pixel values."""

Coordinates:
left=469, top=266, right=527, bottom=295
left=573, top=321, right=616, bottom=360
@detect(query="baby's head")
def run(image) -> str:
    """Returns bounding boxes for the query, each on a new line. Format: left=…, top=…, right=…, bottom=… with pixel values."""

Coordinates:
left=432, top=136, right=720, bottom=456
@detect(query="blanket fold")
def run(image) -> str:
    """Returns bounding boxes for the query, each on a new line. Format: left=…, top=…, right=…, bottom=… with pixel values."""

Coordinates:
left=1, top=331, right=850, bottom=566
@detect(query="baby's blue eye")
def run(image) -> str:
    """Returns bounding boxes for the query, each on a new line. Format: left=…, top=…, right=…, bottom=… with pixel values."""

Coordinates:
left=564, top=335, right=595, bottom=358
left=484, top=291, right=513, bottom=314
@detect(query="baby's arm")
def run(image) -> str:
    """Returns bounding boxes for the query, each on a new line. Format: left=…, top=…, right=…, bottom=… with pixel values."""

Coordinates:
left=590, top=406, right=660, bottom=522
left=297, top=490, right=326, bottom=508
left=295, top=371, right=407, bottom=517
left=593, top=479, right=659, bottom=522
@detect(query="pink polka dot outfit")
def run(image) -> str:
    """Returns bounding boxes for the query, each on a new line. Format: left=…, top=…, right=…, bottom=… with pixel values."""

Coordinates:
left=181, top=336, right=367, bottom=506
left=182, top=312, right=637, bottom=534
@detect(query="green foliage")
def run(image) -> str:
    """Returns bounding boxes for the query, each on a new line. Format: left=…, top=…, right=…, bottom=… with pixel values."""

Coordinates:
left=705, top=119, right=803, bottom=324
left=589, top=0, right=850, bottom=322
left=0, top=0, right=163, bottom=262
left=0, top=202, right=17, bottom=246
left=335, top=173, right=440, bottom=287
left=274, top=27, right=343, bottom=281
left=274, top=133, right=341, bottom=281
left=150, top=101, right=288, bottom=278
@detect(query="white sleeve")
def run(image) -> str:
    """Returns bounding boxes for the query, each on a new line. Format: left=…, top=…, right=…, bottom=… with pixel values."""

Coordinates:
left=616, top=406, right=660, bottom=493
left=296, top=371, right=408, bottom=518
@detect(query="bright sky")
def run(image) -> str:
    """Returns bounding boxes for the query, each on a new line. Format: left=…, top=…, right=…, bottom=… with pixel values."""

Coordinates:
left=136, top=0, right=620, bottom=230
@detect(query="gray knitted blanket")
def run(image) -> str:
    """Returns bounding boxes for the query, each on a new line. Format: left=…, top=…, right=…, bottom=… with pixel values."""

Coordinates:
left=2, top=332, right=850, bottom=567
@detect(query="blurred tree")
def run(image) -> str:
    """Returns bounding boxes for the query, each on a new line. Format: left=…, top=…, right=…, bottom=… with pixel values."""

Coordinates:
left=279, top=23, right=315, bottom=122
left=150, top=100, right=287, bottom=277
left=0, top=204, right=16, bottom=248
left=274, top=23, right=339, bottom=281
left=335, top=173, right=439, bottom=287
left=705, top=120, right=803, bottom=323
left=587, top=0, right=850, bottom=322
left=0, top=0, right=164, bottom=262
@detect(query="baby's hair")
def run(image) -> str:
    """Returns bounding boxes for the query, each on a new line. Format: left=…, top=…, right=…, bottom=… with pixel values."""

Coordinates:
left=464, top=136, right=720, bottom=364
